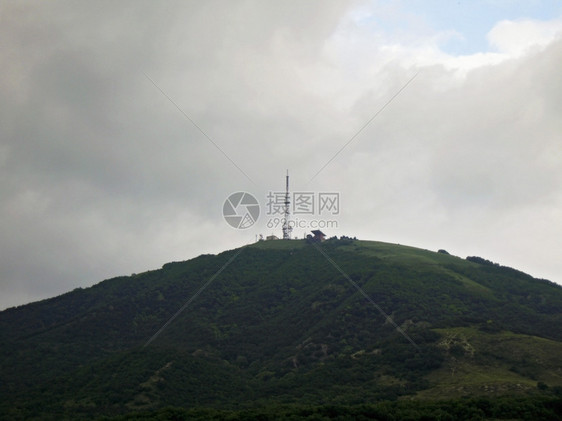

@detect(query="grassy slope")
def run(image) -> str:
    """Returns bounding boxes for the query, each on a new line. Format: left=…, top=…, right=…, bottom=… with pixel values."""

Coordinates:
left=252, top=239, right=562, bottom=397
left=416, top=327, right=562, bottom=399
left=1, top=238, right=562, bottom=419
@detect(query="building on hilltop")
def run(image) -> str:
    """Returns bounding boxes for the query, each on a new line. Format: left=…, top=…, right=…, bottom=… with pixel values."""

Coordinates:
left=307, top=230, right=326, bottom=242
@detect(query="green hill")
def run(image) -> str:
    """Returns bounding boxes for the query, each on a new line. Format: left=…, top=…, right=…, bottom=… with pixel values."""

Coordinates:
left=1, top=238, right=561, bottom=420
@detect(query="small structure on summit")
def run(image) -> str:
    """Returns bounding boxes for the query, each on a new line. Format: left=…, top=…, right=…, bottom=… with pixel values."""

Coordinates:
left=308, top=230, right=326, bottom=242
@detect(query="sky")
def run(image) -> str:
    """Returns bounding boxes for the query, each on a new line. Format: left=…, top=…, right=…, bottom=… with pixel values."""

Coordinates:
left=1, top=0, right=562, bottom=310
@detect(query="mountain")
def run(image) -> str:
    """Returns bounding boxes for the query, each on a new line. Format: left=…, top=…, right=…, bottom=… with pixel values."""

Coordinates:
left=1, top=238, right=561, bottom=420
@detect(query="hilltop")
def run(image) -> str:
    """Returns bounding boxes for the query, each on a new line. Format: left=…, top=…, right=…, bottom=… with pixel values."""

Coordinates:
left=1, top=238, right=561, bottom=420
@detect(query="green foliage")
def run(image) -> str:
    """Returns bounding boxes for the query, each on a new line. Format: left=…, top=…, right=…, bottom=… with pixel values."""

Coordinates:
left=1, top=238, right=561, bottom=419
left=104, top=396, right=562, bottom=420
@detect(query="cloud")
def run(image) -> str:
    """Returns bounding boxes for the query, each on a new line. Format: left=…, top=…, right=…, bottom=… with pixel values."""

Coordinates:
left=488, top=17, right=562, bottom=54
left=1, top=1, right=561, bottom=310
left=329, top=33, right=562, bottom=281
left=0, top=0, right=357, bottom=309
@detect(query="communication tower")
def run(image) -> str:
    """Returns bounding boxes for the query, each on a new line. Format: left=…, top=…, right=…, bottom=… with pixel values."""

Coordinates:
left=282, top=170, right=292, bottom=239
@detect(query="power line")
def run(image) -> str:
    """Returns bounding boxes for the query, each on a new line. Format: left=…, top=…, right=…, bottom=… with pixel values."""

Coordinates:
left=143, top=72, right=255, bottom=185
left=143, top=247, right=244, bottom=348
left=308, top=72, right=419, bottom=184
left=311, top=242, right=420, bottom=350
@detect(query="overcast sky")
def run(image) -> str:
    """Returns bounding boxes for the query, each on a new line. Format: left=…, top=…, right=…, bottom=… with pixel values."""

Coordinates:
left=2, top=0, right=562, bottom=310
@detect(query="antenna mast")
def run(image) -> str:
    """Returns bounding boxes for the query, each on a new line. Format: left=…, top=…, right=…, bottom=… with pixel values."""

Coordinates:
left=282, top=170, right=292, bottom=239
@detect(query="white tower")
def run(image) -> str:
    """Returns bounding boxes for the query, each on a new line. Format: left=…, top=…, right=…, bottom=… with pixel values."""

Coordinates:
left=282, top=170, right=292, bottom=240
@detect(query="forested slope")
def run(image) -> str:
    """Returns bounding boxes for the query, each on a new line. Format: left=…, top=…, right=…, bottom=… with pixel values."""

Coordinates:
left=1, top=238, right=561, bottom=419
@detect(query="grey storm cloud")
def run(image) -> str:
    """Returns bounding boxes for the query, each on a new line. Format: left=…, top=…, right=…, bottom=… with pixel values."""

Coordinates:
left=1, top=1, right=561, bottom=309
